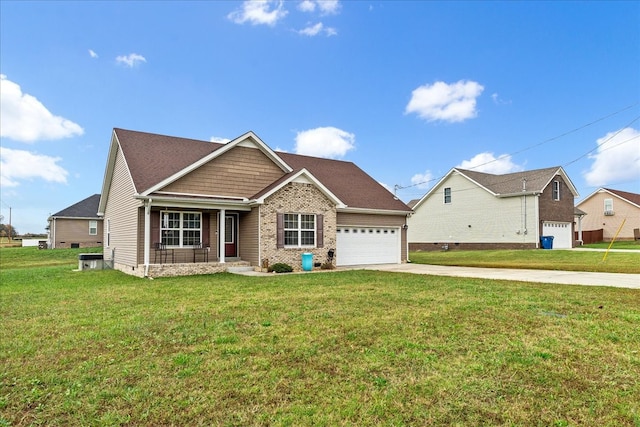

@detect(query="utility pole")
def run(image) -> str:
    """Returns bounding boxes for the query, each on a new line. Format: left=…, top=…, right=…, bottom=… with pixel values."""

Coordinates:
left=8, top=207, right=12, bottom=242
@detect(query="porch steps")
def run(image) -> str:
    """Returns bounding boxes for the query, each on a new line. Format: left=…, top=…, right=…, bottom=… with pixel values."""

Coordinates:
left=226, top=265, right=255, bottom=274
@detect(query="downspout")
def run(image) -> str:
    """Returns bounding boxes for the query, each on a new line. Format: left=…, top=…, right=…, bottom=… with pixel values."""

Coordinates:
left=144, top=199, right=152, bottom=277
left=219, top=208, right=226, bottom=264
left=534, top=193, right=541, bottom=248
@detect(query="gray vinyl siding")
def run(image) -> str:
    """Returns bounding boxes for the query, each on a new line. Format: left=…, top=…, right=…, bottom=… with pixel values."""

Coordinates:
left=408, top=173, right=538, bottom=245
left=103, top=146, right=142, bottom=268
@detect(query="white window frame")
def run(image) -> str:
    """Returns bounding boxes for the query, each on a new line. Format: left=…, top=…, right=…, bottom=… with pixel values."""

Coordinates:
left=106, top=219, right=110, bottom=247
left=161, top=211, right=202, bottom=247
left=89, top=220, right=98, bottom=235
left=553, top=181, right=560, bottom=201
left=444, top=187, right=452, bottom=204
left=284, top=213, right=316, bottom=248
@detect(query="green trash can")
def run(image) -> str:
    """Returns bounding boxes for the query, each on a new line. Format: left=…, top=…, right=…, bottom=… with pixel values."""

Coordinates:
left=302, top=253, right=313, bottom=271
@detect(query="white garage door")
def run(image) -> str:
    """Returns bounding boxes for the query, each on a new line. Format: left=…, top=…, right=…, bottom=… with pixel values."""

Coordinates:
left=336, top=226, right=400, bottom=266
left=542, top=221, right=572, bottom=249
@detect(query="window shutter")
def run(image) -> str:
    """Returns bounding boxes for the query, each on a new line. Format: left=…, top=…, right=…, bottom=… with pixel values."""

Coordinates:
left=202, top=213, right=210, bottom=246
left=276, top=213, right=284, bottom=248
left=151, top=211, right=160, bottom=244
left=316, top=214, right=324, bottom=248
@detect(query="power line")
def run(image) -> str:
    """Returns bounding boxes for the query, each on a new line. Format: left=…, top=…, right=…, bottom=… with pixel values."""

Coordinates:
left=395, top=104, right=640, bottom=193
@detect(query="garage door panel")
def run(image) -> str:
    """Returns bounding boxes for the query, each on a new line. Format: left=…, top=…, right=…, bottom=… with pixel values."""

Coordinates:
left=542, top=222, right=572, bottom=249
left=336, top=227, right=400, bottom=266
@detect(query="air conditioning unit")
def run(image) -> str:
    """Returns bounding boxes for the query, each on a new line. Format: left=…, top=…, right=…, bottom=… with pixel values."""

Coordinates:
left=604, top=210, right=614, bottom=216
left=78, top=253, right=104, bottom=270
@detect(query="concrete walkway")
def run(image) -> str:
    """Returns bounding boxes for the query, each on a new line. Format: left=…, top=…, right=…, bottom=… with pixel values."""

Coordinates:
left=347, top=263, right=640, bottom=289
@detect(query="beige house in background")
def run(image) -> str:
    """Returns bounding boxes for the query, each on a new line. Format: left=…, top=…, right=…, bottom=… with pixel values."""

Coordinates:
left=47, top=194, right=103, bottom=249
left=97, top=128, right=411, bottom=278
left=576, top=188, right=640, bottom=241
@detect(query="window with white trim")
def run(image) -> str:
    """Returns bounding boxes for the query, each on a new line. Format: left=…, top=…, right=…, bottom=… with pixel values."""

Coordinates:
left=444, top=187, right=452, bottom=204
left=161, top=211, right=201, bottom=247
left=604, top=198, right=614, bottom=215
left=553, top=181, right=560, bottom=200
left=89, top=220, right=98, bottom=235
left=106, top=219, right=110, bottom=247
left=284, top=213, right=315, bottom=247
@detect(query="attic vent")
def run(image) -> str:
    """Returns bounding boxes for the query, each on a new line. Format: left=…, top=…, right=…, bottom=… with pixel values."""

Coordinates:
left=604, top=210, right=615, bottom=216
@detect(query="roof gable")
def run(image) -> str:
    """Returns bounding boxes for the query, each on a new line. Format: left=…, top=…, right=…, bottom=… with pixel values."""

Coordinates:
left=50, top=194, right=101, bottom=219
left=100, top=128, right=411, bottom=213
left=412, top=166, right=579, bottom=210
left=253, top=168, right=346, bottom=207
left=578, top=187, right=640, bottom=208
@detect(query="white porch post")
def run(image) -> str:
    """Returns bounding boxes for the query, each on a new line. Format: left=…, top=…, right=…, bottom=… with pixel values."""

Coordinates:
left=577, top=215, right=583, bottom=245
left=144, top=200, right=151, bottom=270
left=219, top=209, right=226, bottom=263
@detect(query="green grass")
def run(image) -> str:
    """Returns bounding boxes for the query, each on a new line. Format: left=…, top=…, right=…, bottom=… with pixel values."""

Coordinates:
left=583, top=240, right=640, bottom=250
left=409, top=249, right=640, bottom=274
left=1, top=248, right=639, bottom=426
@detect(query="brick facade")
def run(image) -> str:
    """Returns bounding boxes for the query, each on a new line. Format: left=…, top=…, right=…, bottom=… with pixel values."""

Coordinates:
left=537, top=175, right=575, bottom=237
left=260, top=182, right=337, bottom=271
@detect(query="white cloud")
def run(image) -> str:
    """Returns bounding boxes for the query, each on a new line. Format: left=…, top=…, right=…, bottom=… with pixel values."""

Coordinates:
left=228, top=0, right=288, bottom=26
left=457, top=152, right=522, bottom=174
left=294, top=126, right=355, bottom=159
left=298, top=0, right=316, bottom=12
left=411, top=170, right=434, bottom=190
left=405, top=80, right=484, bottom=123
left=0, top=147, right=68, bottom=187
left=0, top=75, right=84, bottom=143
left=89, top=49, right=98, bottom=58
left=210, top=136, right=231, bottom=143
left=298, top=22, right=337, bottom=37
left=583, top=127, right=640, bottom=187
left=116, top=53, right=147, bottom=67
left=298, top=0, right=340, bottom=14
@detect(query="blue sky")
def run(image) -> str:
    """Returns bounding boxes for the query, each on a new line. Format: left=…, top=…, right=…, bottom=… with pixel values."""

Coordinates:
left=1, top=0, right=639, bottom=234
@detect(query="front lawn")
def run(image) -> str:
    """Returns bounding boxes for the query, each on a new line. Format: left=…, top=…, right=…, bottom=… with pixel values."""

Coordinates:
left=1, top=248, right=639, bottom=426
left=409, top=248, right=640, bottom=274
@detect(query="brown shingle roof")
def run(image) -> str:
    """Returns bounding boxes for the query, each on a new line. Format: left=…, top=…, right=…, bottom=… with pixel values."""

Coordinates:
left=604, top=188, right=640, bottom=207
left=114, top=128, right=410, bottom=212
left=456, top=166, right=564, bottom=195
left=115, top=128, right=223, bottom=193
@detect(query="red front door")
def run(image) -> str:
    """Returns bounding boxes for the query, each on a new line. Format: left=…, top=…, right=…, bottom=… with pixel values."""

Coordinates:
left=224, top=214, right=238, bottom=257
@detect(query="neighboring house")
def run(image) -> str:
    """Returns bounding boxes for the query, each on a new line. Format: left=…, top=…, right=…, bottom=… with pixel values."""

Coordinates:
left=408, top=166, right=579, bottom=250
left=47, top=194, right=103, bottom=249
left=576, top=188, right=640, bottom=241
left=98, top=128, right=412, bottom=277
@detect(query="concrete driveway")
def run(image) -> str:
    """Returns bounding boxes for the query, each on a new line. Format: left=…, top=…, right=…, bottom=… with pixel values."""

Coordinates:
left=346, top=263, right=640, bottom=289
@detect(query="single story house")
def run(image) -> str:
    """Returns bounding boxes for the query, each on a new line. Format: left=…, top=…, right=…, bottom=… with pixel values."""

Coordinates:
left=98, top=128, right=412, bottom=277
left=47, top=194, right=103, bottom=249
left=576, top=188, right=640, bottom=241
left=407, top=166, right=579, bottom=250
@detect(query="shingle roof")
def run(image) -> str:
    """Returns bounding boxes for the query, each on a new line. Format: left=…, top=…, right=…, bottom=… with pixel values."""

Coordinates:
left=604, top=188, right=640, bottom=207
left=456, top=166, right=567, bottom=195
left=113, top=128, right=411, bottom=213
left=51, top=194, right=101, bottom=218
left=115, top=128, right=223, bottom=193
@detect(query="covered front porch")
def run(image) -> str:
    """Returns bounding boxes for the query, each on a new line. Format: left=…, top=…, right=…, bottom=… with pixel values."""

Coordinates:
left=138, top=195, right=258, bottom=277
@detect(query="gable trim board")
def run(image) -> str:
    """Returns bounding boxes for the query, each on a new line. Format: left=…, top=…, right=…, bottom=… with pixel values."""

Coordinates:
left=98, top=128, right=411, bottom=276
left=408, top=166, right=579, bottom=250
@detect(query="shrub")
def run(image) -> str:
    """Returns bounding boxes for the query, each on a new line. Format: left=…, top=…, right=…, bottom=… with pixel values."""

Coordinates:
left=320, top=262, right=335, bottom=270
left=268, top=263, right=293, bottom=273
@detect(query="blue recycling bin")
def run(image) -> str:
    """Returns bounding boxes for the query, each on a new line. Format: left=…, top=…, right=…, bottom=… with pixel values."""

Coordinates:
left=540, top=236, right=554, bottom=249
left=301, top=252, right=313, bottom=271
